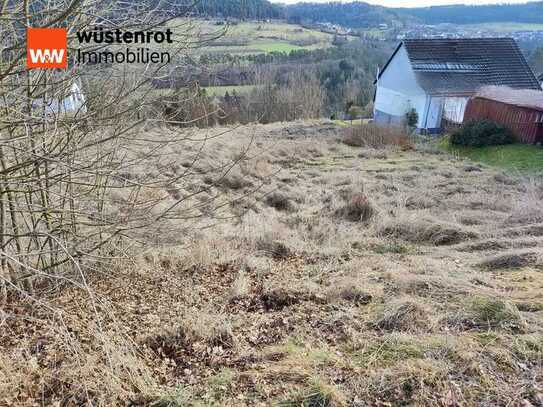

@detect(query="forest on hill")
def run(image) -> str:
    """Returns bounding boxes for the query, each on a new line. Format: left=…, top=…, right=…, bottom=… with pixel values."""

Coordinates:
left=397, top=2, right=543, bottom=25
left=284, top=2, right=404, bottom=28
left=187, top=0, right=543, bottom=28
left=190, top=0, right=283, bottom=20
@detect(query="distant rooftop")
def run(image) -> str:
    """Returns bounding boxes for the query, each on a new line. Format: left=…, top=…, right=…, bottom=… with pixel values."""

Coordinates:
left=382, top=38, right=541, bottom=96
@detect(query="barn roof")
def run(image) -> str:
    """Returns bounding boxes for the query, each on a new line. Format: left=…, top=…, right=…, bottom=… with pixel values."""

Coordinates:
left=475, top=86, right=543, bottom=111
left=378, top=38, right=541, bottom=96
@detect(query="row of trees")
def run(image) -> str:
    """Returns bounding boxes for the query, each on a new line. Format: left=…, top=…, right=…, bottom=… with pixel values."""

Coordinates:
left=192, top=0, right=282, bottom=20
left=400, top=2, right=543, bottom=25
left=284, top=1, right=543, bottom=28
left=530, top=46, right=543, bottom=76
left=191, top=40, right=391, bottom=120
left=161, top=68, right=324, bottom=127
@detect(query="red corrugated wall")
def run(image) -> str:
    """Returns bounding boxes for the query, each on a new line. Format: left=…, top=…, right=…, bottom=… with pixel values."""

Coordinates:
left=464, top=97, right=543, bottom=144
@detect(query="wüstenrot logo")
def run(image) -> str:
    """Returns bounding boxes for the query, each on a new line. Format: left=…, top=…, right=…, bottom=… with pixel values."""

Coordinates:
left=27, top=28, right=67, bottom=69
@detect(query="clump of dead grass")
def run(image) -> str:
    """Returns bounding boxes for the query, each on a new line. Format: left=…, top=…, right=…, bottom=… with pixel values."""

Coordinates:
left=378, top=212, right=478, bottom=246
left=281, top=378, right=347, bottom=407
left=360, top=359, right=451, bottom=406
left=326, top=281, right=373, bottom=305
left=261, top=285, right=301, bottom=311
left=266, top=192, right=294, bottom=212
left=229, top=271, right=251, bottom=301
left=1, top=323, right=162, bottom=406
left=143, top=313, right=235, bottom=360
left=256, top=237, right=292, bottom=259
left=507, top=180, right=543, bottom=225
left=479, top=251, right=542, bottom=270
left=373, top=298, right=432, bottom=333
left=216, top=170, right=252, bottom=190
left=452, top=297, right=526, bottom=332
left=342, top=124, right=412, bottom=150
left=242, top=255, right=272, bottom=276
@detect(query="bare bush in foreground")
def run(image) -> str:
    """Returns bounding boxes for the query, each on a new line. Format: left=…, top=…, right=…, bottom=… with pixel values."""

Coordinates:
left=0, top=1, right=245, bottom=296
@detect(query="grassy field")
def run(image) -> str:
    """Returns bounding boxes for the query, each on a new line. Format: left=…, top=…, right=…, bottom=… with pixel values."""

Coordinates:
left=196, top=20, right=346, bottom=55
left=441, top=139, right=543, bottom=174
left=4, top=121, right=543, bottom=406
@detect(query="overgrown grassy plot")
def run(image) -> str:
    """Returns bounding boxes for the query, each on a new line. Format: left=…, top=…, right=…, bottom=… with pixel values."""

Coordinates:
left=2, top=121, right=543, bottom=405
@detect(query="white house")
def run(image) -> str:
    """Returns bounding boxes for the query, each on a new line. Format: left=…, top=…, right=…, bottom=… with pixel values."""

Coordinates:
left=374, top=38, right=541, bottom=133
left=29, top=81, right=87, bottom=117
left=43, top=82, right=87, bottom=115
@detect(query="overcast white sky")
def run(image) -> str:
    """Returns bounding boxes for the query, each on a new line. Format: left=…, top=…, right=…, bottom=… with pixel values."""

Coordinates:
left=272, top=0, right=539, bottom=8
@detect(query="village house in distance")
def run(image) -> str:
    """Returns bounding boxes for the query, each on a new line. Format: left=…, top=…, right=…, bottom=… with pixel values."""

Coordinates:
left=374, top=38, right=542, bottom=134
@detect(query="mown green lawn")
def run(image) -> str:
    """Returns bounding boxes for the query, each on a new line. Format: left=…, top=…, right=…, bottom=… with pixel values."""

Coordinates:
left=440, top=139, right=543, bottom=174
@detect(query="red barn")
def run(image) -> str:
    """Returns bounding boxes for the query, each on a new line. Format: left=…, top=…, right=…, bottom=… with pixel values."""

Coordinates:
left=464, top=86, right=543, bottom=144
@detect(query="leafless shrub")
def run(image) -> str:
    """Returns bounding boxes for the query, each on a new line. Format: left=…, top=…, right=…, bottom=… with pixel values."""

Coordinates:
left=234, top=67, right=324, bottom=124
left=0, top=0, right=234, bottom=296
left=343, top=124, right=413, bottom=149
left=160, top=84, right=220, bottom=128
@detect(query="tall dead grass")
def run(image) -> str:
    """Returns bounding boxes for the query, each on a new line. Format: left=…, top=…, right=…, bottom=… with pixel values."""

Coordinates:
left=342, top=124, right=413, bottom=150
left=507, top=179, right=543, bottom=225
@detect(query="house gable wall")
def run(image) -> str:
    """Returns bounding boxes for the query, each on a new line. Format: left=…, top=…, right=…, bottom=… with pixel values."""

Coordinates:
left=374, top=45, right=428, bottom=128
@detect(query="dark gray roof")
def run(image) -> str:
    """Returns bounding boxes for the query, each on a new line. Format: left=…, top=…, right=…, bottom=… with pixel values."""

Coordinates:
left=538, top=73, right=543, bottom=83
left=380, top=38, right=541, bottom=96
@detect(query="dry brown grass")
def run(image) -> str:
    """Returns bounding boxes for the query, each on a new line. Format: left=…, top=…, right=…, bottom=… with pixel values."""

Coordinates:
left=373, top=298, right=433, bottom=333
left=377, top=211, right=479, bottom=246
left=342, top=123, right=413, bottom=150
left=3, top=121, right=543, bottom=406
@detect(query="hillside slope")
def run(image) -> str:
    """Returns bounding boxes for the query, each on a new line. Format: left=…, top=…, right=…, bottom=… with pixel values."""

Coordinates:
left=396, top=2, right=543, bottom=25
left=284, top=1, right=543, bottom=28
left=3, top=121, right=543, bottom=405
left=285, top=1, right=405, bottom=28
left=191, top=0, right=282, bottom=19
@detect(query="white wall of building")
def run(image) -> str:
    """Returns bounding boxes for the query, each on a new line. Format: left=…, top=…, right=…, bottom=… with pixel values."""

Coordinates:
left=374, top=45, right=428, bottom=128
left=442, top=97, right=469, bottom=124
